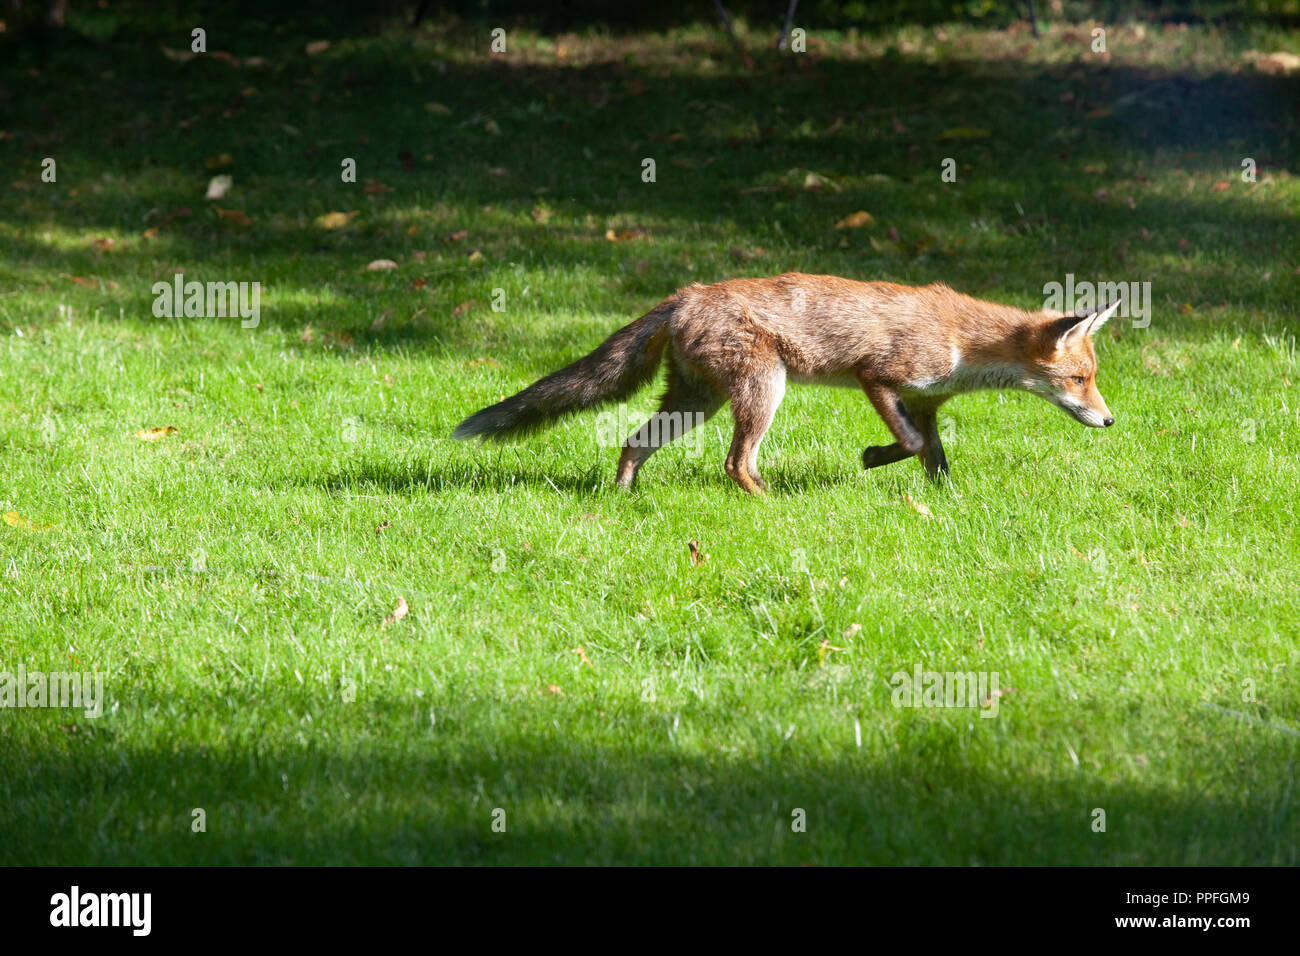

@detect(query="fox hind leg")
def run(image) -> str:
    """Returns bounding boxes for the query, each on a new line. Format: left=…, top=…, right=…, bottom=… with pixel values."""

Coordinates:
left=725, top=363, right=785, bottom=495
left=616, top=356, right=724, bottom=490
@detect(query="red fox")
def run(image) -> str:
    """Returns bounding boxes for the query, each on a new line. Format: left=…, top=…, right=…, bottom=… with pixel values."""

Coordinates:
left=453, top=274, right=1119, bottom=493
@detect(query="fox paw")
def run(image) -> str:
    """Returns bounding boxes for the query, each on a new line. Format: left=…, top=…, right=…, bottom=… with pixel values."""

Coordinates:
left=862, top=445, right=897, bottom=470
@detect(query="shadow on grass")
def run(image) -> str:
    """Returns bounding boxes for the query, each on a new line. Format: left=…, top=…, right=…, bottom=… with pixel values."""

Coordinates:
left=3, top=702, right=1296, bottom=864
left=1, top=10, right=1296, bottom=359
left=317, top=453, right=614, bottom=495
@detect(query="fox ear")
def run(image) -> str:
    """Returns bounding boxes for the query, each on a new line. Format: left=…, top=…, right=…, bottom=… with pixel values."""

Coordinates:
left=1053, top=300, right=1121, bottom=350
left=1081, top=299, right=1122, bottom=336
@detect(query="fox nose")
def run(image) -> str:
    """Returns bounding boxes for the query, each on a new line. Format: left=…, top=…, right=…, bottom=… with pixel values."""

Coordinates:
left=1102, top=416, right=1115, bottom=427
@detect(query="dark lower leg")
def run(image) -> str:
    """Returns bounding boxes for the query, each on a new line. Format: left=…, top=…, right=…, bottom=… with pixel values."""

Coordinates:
left=860, top=381, right=925, bottom=454
left=909, top=405, right=949, bottom=479
left=862, top=442, right=911, bottom=470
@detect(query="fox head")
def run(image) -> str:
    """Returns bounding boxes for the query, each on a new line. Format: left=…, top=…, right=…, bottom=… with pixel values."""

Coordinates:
left=1026, top=300, right=1119, bottom=428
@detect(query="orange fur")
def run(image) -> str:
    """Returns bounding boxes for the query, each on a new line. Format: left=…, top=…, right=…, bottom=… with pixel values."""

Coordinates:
left=454, top=273, right=1117, bottom=492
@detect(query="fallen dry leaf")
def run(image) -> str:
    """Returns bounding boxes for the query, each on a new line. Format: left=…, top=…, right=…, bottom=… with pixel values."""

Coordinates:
left=801, top=170, right=838, bottom=192
left=366, top=259, right=399, bottom=271
left=142, top=228, right=159, bottom=240
left=817, top=639, right=844, bottom=665
left=305, top=40, right=331, bottom=56
left=63, top=275, right=96, bottom=286
left=3, top=511, right=55, bottom=532
left=605, top=228, right=648, bottom=241
left=425, top=102, right=451, bottom=115
left=205, top=153, right=234, bottom=170
left=688, top=539, right=710, bottom=566
left=983, top=686, right=1018, bottom=707
left=443, top=230, right=468, bottom=243
left=214, top=207, right=251, bottom=226
left=93, top=237, right=115, bottom=252
left=1247, top=50, right=1300, bottom=74
left=205, top=175, right=233, bottom=200
left=546, top=684, right=565, bottom=696
left=836, top=210, right=874, bottom=229
left=382, top=596, right=409, bottom=630
left=574, top=646, right=595, bottom=669
left=451, top=300, right=481, bottom=317
left=315, top=210, right=359, bottom=229
left=136, top=425, right=178, bottom=442
left=903, top=494, right=933, bottom=519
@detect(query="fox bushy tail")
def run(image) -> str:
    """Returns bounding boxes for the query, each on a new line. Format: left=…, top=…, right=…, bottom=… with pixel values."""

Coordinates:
left=452, top=299, right=675, bottom=441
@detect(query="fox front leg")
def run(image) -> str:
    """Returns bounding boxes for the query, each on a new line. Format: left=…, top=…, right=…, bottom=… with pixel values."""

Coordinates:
left=861, top=401, right=948, bottom=478
left=859, top=378, right=924, bottom=454
left=908, top=401, right=950, bottom=479
left=862, top=442, right=911, bottom=470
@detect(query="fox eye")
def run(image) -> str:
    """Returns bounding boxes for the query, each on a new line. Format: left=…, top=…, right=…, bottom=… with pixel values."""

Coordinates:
left=1070, top=375, right=1087, bottom=386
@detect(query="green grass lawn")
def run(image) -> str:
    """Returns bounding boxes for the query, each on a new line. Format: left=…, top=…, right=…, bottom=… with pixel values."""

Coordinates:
left=1, top=5, right=1298, bottom=864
